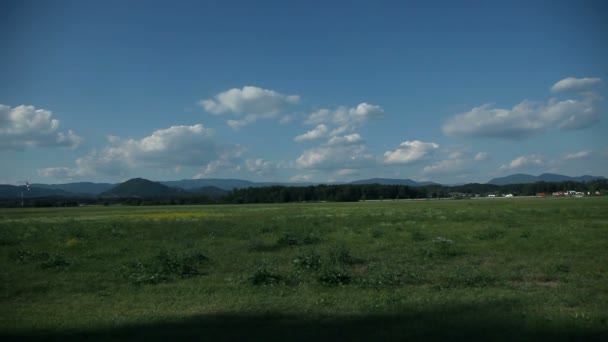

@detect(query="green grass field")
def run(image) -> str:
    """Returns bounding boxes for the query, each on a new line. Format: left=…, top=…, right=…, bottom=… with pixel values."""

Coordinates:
left=1, top=197, right=607, bottom=340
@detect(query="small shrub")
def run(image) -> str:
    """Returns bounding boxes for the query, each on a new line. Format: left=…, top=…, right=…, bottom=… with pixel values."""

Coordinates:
left=40, top=254, right=70, bottom=269
left=425, top=237, right=461, bottom=257
left=358, top=271, right=404, bottom=288
left=248, top=239, right=280, bottom=252
left=120, top=250, right=209, bottom=285
left=277, top=231, right=320, bottom=247
left=318, top=268, right=352, bottom=285
left=292, top=249, right=322, bottom=271
left=65, top=238, right=81, bottom=247
left=440, top=265, right=496, bottom=289
left=250, top=266, right=284, bottom=286
left=328, top=244, right=365, bottom=265
left=13, top=250, right=50, bottom=263
left=554, top=263, right=570, bottom=273
left=371, top=229, right=384, bottom=239
left=410, top=228, right=427, bottom=242
left=474, top=228, right=505, bottom=240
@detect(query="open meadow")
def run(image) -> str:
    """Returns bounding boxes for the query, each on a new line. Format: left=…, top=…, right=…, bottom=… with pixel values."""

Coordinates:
left=1, top=197, right=607, bottom=340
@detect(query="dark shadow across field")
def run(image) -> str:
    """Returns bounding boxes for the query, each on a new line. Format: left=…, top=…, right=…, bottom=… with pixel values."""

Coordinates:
left=3, top=301, right=605, bottom=341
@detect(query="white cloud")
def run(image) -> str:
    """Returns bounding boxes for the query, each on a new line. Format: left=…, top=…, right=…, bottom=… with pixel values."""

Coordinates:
left=421, top=147, right=489, bottom=176
left=443, top=78, right=602, bottom=139
left=295, top=142, right=374, bottom=170
left=335, top=169, right=357, bottom=176
left=294, top=124, right=329, bottom=142
left=38, top=124, right=243, bottom=180
left=199, top=86, right=300, bottom=128
left=227, top=119, right=249, bottom=130
left=563, top=150, right=591, bottom=160
left=327, top=133, right=363, bottom=146
left=474, top=152, right=489, bottom=161
left=305, top=102, right=383, bottom=129
left=443, top=99, right=599, bottom=139
left=0, top=104, right=82, bottom=150
left=194, top=159, right=241, bottom=178
left=246, top=158, right=275, bottom=175
left=37, top=167, right=80, bottom=179
left=499, top=154, right=546, bottom=170
left=383, top=140, right=439, bottom=164
left=423, top=159, right=468, bottom=175
left=551, top=77, right=602, bottom=93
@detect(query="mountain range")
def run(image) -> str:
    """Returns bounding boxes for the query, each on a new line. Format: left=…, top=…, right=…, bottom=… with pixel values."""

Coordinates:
left=0, top=173, right=604, bottom=199
left=487, top=173, right=605, bottom=186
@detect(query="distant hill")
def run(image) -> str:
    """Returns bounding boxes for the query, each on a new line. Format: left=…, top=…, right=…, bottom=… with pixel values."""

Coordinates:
left=161, top=178, right=258, bottom=190
left=101, top=178, right=186, bottom=197
left=349, top=178, right=439, bottom=187
left=32, top=182, right=114, bottom=196
left=188, top=186, right=229, bottom=198
left=488, top=173, right=605, bottom=185
left=0, top=185, right=74, bottom=198
left=161, top=178, right=314, bottom=190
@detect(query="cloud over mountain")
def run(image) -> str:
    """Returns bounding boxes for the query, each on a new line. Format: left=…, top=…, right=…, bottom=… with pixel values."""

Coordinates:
left=38, top=124, right=243, bottom=180
left=383, top=140, right=439, bottom=164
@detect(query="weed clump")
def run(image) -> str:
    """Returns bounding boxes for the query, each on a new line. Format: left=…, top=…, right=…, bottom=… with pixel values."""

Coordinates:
left=474, top=228, right=505, bottom=240
left=277, top=231, right=320, bottom=247
left=328, top=244, right=364, bottom=265
left=409, top=228, right=427, bottom=242
left=292, top=249, right=322, bottom=271
left=250, top=265, right=285, bottom=286
left=358, top=271, right=404, bottom=288
left=249, top=239, right=281, bottom=252
left=318, top=268, right=352, bottom=285
left=422, top=237, right=462, bottom=258
left=39, top=254, right=71, bottom=269
left=120, top=250, right=209, bottom=285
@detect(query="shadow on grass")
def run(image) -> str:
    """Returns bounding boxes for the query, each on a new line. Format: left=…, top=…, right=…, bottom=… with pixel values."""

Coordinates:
left=3, top=301, right=606, bottom=341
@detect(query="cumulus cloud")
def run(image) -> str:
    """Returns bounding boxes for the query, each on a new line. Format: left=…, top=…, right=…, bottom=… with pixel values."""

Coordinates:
left=194, top=159, right=241, bottom=178
left=295, top=140, right=374, bottom=170
left=422, top=149, right=489, bottom=176
left=0, top=104, right=82, bottom=150
left=423, top=159, right=468, bottom=175
left=551, top=77, right=602, bottom=93
left=474, top=152, right=489, bottom=161
left=499, top=154, right=547, bottom=170
left=294, top=124, right=329, bottom=142
left=383, top=140, right=439, bottom=164
left=443, top=77, right=602, bottom=139
left=327, top=133, right=364, bottom=146
left=443, top=100, right=599, bottom=139
left=38, top=124, right=243, bottom=180
left=199, top=86, right=300, bottom=128
left=246, top=158, right=275, bottom=175
left=306, top=102, right=383, bottom=130
left=563, top=150, right=591, bottom=160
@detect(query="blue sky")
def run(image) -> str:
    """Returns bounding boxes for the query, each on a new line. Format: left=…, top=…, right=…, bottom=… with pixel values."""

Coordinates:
left=1, top=0, right=607, bottom=185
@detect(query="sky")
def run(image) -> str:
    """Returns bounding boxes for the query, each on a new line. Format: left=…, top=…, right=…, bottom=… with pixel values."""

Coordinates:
left=1, top=0, right=607, bottom=185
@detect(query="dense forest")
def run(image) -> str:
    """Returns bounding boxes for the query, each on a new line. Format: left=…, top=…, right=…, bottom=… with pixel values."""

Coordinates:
left=225, top=179, right=608, bottom=204
left=1, top=179, right=606, bottom=207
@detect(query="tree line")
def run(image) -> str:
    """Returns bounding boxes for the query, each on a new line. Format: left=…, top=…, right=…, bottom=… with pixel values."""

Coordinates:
left=224, top=179, right=607, bottom=204
left=1, top=179, right=606, bottom=207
